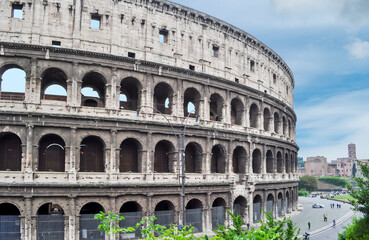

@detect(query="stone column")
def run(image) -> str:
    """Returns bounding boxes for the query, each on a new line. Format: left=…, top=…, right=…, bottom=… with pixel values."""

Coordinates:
left=273, top=190, right=278, bottom=219
left=66, top=79, right=73, bottom=106
left=176, top=78, right=183, bottom=118
left=110, top=130, right=117, bottom=182
left=262, top=144, right=266, bottom=174
left=68, top=197, right=76, bottom=240
left=145, top=132, right=153, bottom=181
left=227, top=140, right=232, bottom=174
left=24, top=197, right=32, bottom=240
left=202, top=85, right=209, bottom=121
left=204, top=136, right=211, bottom=175
left=25, top=124, right=33, bottom=182
left=68, top=127, right=77, bottom=182
left=0, top=77, right=2, bottom=100
left=71, top=62, right=80, bottom=107
left=245, top=96, right=250, bottom=128
left=205, top=193, right=211, bottom=232
left=109, top=197, right=117, bottom=240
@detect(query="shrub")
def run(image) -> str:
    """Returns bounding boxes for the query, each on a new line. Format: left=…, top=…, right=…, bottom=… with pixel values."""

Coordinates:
left=338, top=217, right=369, bottom=240
left=299, top=175, right=318, bottom=191
left=298, top=189, right=309, bottom=197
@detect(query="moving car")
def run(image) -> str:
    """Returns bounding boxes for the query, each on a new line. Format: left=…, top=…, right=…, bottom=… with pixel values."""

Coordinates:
left=312, top=203, right=324, bottom=208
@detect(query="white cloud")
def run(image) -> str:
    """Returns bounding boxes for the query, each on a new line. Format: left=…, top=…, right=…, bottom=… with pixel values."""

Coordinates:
left=347, top=39, right=369, bottom=60
left=296, top=89, right=369, bottom=160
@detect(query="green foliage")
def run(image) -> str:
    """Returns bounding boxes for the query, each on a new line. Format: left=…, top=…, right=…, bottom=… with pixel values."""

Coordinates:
left=298, top=189, right=309, bottom=197
left=347, top=161, right=369, bottom=218
left=95, top=212, right=195, bottom=240
left=299, top=175, right=318, bottom=191
left=318, top=177, right=348, bottom=187
left=94, top=211, right=135, bottom=235
left=207, top=210, right=300, bottom=240
left=352, top=163, right=357, bottom=177
left=338, top=217, right=369, bottom=240
left=339, top=161, right=369, bottom=239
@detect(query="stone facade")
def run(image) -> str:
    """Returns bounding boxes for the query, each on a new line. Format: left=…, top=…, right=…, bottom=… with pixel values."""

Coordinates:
left=304, top=156, right=328, bottom=177
left=0, top=0, right=299, bottom=239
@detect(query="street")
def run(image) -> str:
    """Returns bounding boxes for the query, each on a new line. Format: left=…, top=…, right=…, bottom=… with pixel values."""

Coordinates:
left=292, top=196, right=358, bottom=240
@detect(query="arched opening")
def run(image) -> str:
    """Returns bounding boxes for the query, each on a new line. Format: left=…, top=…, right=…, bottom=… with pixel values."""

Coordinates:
left=120, top=77, right=141, bottom=111
left=277, top=193, right=283, bottom=217
left=183, top=88, right=200, bottom=118
left=277, top=152, right=283, bottom=173
left=154, top=82, right=173, bottom=114
left=37, top=202, right=64, bottom=240
left=233, top=196, right=247, bottom=221
left=285, top=153, right=290, bottom=173
left=274, top=112, right=280, bottom=134
left=80, top=202, right=105, bottom=240
left=209, top=93, right=223, bottom=122
left=81, top=72, right=106, bottom=107
left=232, top=146, right=246, bottom=174
left=266, top=150, right=273, bottom=173
left=0, top=133, right=22, bottom=171
left=211, top=145, right=226, bottom=173
left=212, top=198, right=226, bottom=230
left=41, top=68, right=67, bottom=101
left=119, top=202, right=142, bottom=239
left=185, top=199, right=203, bottom=233
left=252, top=149, right=262, bottom=174
left=120, top=138, right=141, bottom=173
left=285, top=192, right=290, bottom=214
left=249, top=104, right=259, bottom=128
left=0, top=67, right=26, bottom=101
left=263, top=108, right=271, bottom=131
left=253, top=195, right=262, bottom=223
left=0, top=203, right=21, bottom=239
left=282, top=116, right=287, bottom=136
left=231, top=98, right=244, bottom=125
left=266, top=194, right=274, bottom=217
left=38, top=134, right=65, bottom=172
left=154, top=140, right=174, bottom=173
left=290, top=154, right=295, bottom=173
left=185, top=142, right=202, bottom=173
left=154, top=201, right=174, bottom=228
left=80, top=136, right=104, bottom=172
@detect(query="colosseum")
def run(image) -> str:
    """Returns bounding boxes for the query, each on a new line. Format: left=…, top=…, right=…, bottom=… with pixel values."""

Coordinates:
left=0, top=0, right=299, bottom=239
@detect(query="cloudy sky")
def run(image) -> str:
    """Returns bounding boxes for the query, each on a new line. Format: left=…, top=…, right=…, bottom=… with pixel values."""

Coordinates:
left=170, top=0, right=369, bottom=161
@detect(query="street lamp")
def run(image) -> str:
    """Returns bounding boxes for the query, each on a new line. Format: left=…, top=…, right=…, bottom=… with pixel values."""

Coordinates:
left=137, top=106, right=198, bottom=228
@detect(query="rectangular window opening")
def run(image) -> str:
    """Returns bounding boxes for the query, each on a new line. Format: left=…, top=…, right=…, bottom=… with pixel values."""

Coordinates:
left=52, top=41, right=61, bottom=47
left=12, top=4, right=23, bottom=19
left=189, top=65, right=195, bottom=71
left=159, top=29, right=168, bottom=43
left=250, top=60, right=255, bottom=72
left=212, top=45, right=219, bottom=57
left=273, top=74, right=277, bottom=83
left=235, top=78, right=239, bottom=83
left=91, top=14, right=101, bottom=29
left=128, top=52, right=136, bottom=58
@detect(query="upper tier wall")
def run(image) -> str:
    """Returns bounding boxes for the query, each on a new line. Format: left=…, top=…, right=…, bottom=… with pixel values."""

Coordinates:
left=0, top=0, right=295, bottom=108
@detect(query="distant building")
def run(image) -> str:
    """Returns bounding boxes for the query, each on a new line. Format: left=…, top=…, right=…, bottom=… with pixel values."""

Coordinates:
left=304, top=156, right=328, bottom=177
left=297, top=157, right=304, bottom=168
left=355, top=160, right=369, bottom=178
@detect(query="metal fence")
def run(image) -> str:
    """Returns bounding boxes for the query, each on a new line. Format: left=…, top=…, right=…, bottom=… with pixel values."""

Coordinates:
left=253, top=202, right=261, bottom=223
left=154, top=210, right=174, bottom=229
left=119, top=212, right=142, bottom=239
left=278, top=199, right=282, bottom=217
left=212, top=206, right=225, bottom=230
left=80, top=214, right=105, bottom=240
left=37, top=215, right=64, bottom=240
left=233, top=203, right=241, bottom=217
left=185, top=208, right=202, bottom=233
left=0, top=215, right=21, bottom=240
left=266, top=200, right=273, bottom=216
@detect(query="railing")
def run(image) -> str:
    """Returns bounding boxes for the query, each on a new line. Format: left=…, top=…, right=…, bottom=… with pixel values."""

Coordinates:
left=0, top=92, right=25, bottom=101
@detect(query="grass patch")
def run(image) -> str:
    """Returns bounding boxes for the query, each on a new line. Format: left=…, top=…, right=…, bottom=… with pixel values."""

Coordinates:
left=334, top=194, right=354, bottom=202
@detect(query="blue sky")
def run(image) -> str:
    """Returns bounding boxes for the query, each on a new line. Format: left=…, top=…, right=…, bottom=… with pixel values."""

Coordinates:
left=2, top=0, right=369, bottom=161
left=170, top=0, right=369, bottom=161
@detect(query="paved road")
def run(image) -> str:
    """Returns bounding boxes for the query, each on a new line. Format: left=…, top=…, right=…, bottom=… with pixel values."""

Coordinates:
left=292, top=197, right=354, bottom=239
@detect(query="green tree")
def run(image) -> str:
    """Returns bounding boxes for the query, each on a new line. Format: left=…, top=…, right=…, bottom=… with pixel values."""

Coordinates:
left=339, top=160, right=369, bottom=239
left=352, top=163, right=357, bottom=178
left=348, top=161, right=369, bottom=217
left=299, top=175, right=318, bottom=192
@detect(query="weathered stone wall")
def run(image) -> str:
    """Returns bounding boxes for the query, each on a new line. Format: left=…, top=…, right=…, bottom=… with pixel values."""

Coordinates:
left=0, top=0, right=294, bottom=107
left=0, top=1, right=299, bottom=239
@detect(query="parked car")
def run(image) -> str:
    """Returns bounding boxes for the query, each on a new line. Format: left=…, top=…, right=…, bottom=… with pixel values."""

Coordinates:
left=312, top=203, right=324, bottom=208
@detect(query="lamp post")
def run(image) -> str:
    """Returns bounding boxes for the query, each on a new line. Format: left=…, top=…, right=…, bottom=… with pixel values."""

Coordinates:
left=137, top=106, right=198, bottom=228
